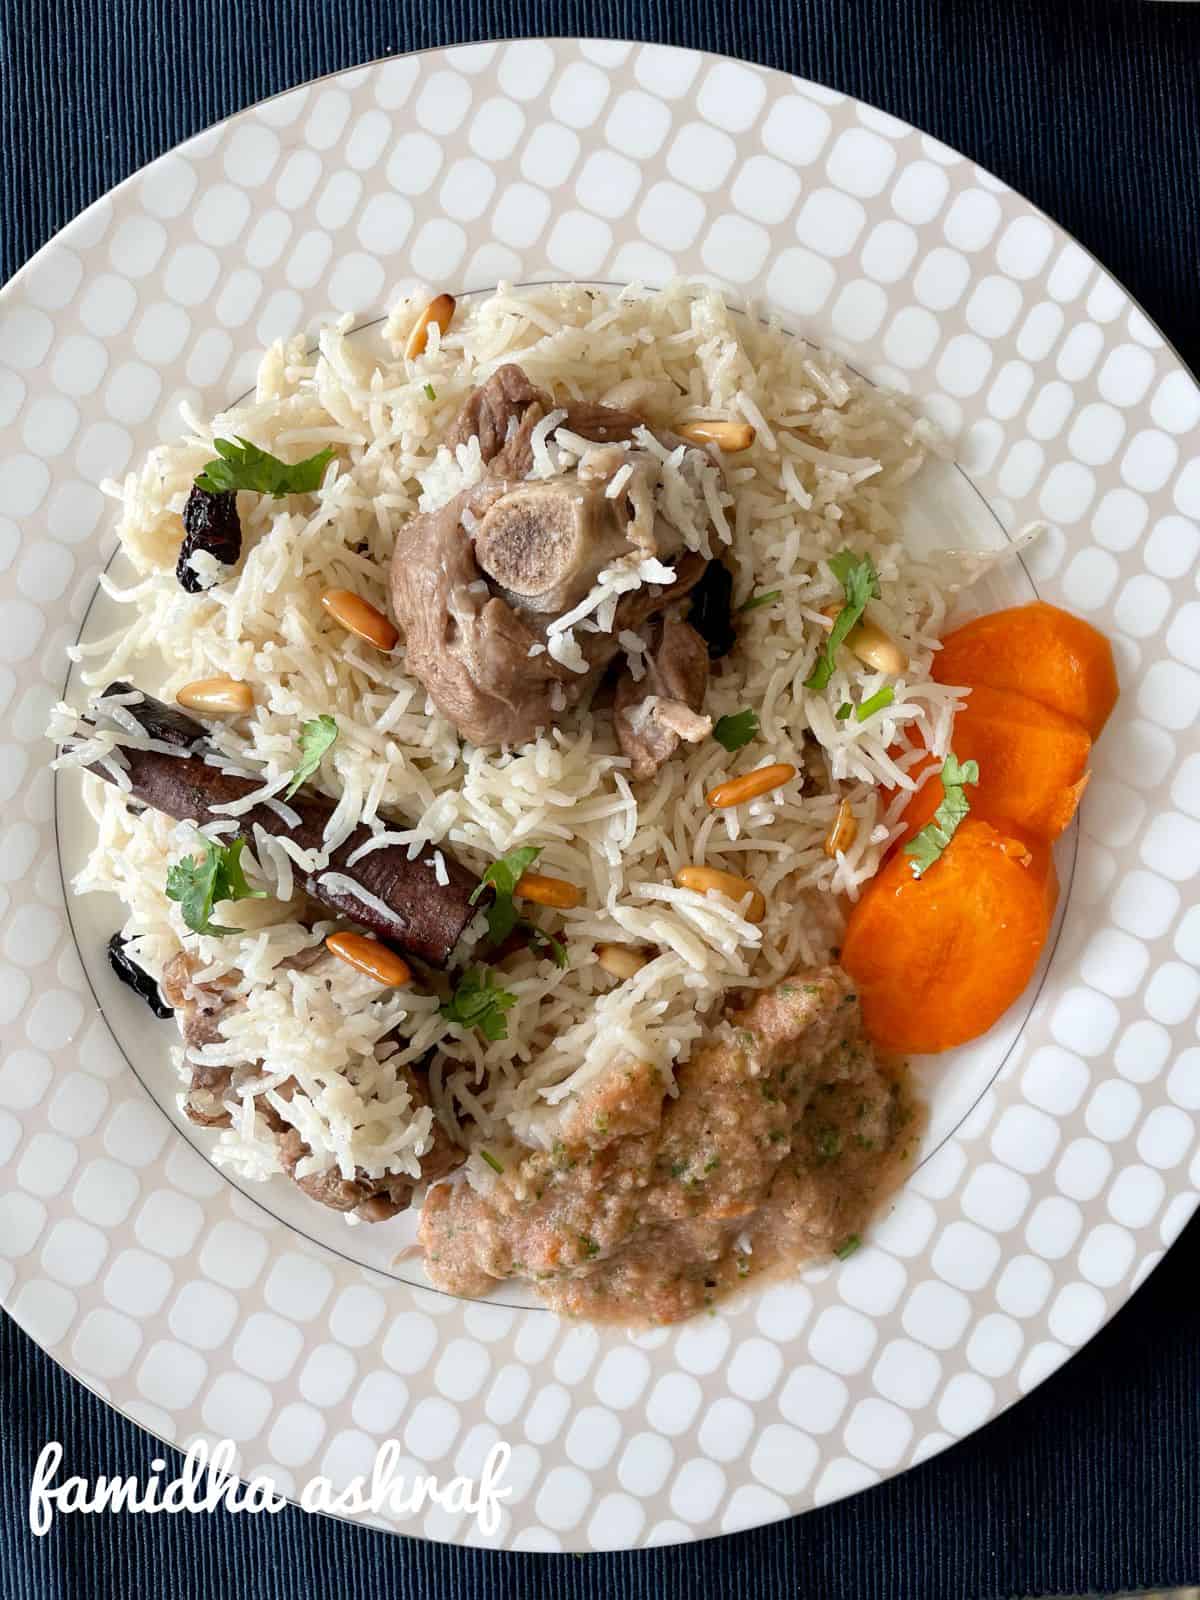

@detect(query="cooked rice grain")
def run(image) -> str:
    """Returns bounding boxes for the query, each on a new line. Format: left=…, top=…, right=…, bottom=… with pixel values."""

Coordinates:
left=56, top=280, right=976, bottom=1180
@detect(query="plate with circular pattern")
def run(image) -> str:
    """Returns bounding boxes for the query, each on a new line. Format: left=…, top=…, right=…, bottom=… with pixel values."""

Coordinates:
left=1, top=38, right=1198, bottom=1552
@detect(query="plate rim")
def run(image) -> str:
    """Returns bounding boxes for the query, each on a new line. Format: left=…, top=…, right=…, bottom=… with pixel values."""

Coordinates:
left=2, top=34, right=1198, bottom=1551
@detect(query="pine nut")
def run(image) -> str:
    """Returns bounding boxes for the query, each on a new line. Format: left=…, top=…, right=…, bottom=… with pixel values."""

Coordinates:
left=176, top=677, right=254, bottom=715
left=821, top=605, right=908, bottom=675
left=707, top=763, right=796, bottom=810
left=824, top=798, right=857, bottom=858
left=321, top=588, right=399, bottom=651
left=674, top=865, right=766, bottom=924
left=677, top=420, right=756, bottom=453
left=846, top=617, right=908, bottom=674
left=596, top=944, right=650, bottom=980
left=514, top=872, right=582, bottom=910
left=405, top=294, right=456, bottom=359
left=326, top=932, right=412, bottom=988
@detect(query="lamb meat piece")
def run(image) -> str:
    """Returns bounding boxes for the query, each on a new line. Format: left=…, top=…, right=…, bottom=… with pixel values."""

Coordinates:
left=277, top=1061, right=465, bottom=1222
left=560, top=399, right=651, bottom=443
left=486, top=395, right=645, bottom=486
left=445, top=364, right=549, bottom=462
left=444, top=363, right=644, bottom=477
left=390, top=486, right=568, bottom=748
left=614, top=618, right=713, bottom=780
left=162, top=948, right=464, bottom=1214
left=277, top=1128, right=372, bottom=1212
left=352, top=1100, right=465, bottom=1222
left=160, top=949, right=241, bottom=1128
left=472, top=479, right=634, bottom=616
left=392, top=477, right=705, bottom=749
left=162, top=945, right=318, bottom=1132
left=391, top=362, right=710, bottom=750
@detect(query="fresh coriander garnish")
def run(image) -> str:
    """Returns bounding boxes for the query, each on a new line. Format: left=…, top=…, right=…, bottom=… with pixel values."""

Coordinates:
left=470, top=846, right=570, bottom=968
left=835, top=1233, right=861, bottom=1260
left=284, top=714, right=338, bottom=799
left=423, top=383, right=437, bottom=402
left=712, top=708, right=759, bottom=752
left=524, top=923, right=569, bottom=969
left=855, top=686, right=895, bottom=722
left=804, top=550, right=880, bottom=691
left=814, top=1127, right=842, bottom=1164
left=835, top=703, right=852, bottom=721
left=194, top=437, right=334, bottom=498
left=165, top=835, right=266, bottom=937
left=904, top=753, right=979, bottom=878
left=439, top=967, right=518, bottom=1042
left=470, top=845, right=543, bottom=945
left=739, top=589, right=782, bottom=613
left=479, top=1149, right=504, bottom=1175
left=579, top=1235, right=600, bottom=1260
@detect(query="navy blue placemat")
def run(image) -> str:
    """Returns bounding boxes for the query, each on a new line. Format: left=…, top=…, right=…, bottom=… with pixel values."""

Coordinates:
left=2, top=1, right=1199, bottom=1596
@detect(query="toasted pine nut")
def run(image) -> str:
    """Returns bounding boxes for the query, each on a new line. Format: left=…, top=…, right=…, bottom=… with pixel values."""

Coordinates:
left=707, top=763, right=797, bottom=810
left=824, top=798, right=857, bottom=859
left=846, top=617, right=908, bottom=674
left=326, top=932, right=412, bottom=988
left=321, top=588, right=399, bottom=651
left=405, top=293, right=456, bottom=359
left=514, top=871, right=582, bottom=910
left=821, top=604, right=908, bottom=675
left=596, top=944, right=650, bottom=980
left=674, top=865, right=766, bottom=924
left=176, top=677, right=254, bottom=715
left=677, top=420, right=756, bottom=453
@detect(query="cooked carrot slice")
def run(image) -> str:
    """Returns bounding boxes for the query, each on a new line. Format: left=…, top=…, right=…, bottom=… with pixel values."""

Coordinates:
left=841, top=817, right=1058, bottom=1056
left=932, top=600, right=1118, bottom=740
left=897, top=685, right=1091, bottom=842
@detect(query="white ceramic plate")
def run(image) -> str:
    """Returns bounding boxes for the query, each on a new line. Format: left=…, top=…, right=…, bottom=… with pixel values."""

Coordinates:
left=1, top=39, right=1198, bottom=1552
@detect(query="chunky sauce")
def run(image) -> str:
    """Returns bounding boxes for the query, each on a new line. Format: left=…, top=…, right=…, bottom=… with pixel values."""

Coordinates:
left=419, top=965, right=920, bottom=1324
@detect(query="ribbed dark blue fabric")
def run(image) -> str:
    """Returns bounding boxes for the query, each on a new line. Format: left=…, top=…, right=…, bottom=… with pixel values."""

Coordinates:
left=2, top=2, right=1199, bottom=1595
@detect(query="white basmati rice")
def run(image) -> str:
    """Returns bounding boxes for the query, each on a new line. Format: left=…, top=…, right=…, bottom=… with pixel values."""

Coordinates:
left=52, top=278, right=984, bottom=1186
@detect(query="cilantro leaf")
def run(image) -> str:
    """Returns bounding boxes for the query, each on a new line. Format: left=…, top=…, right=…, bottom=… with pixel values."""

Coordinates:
left=165, top=836, right=267, bottom=937
left=903, top=753, right=980, bottom=878
left=856, top=686, right=895, bottom=722
left=524, top=921, right=569, bottom=969
left=804, top=550, right=881, bottom=692
left=195, top=437, right=334, bottom=499
left=284, top=714, right=338, bottom=799
left=739, top=588, right=782, bottom=613
left=440, top=968, right=518, bottom=1041
left=472, top=845, right=542, bottom=902
left=470, top=845, right=543, bottom=946
left=468, top=847, right=570, bottom=967
left=712, top=709, right=759, bottom=752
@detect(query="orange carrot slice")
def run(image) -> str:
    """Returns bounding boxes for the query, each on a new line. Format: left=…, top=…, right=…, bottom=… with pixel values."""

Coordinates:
left=932, top=600, right=1118, bottom=740
left=898, top=685, right=1091, bottom=842
left=841, top=817, right=1058, bottom=1055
